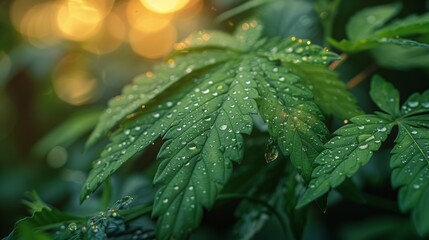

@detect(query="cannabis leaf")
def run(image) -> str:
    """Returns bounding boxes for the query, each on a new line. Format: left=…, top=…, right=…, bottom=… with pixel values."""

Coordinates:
left=391, top=123, right=429, bottom=236
left=298, top=75, right=429, bottom=236
left=391, top=90, right=429, bottom=236
left=290, top=63, right=363, bottom=119
left=329, top=3, right=429, bottom=52
left=83, top=19, right=359, bottom=239
left=297, top=114, right=394, bottom=207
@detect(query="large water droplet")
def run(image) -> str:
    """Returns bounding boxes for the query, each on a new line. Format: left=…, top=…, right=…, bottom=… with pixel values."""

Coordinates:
left=265, top=137, right=279, bottom=163
left=68, top=222, right=78, bottom=232
left=377, top=126, right=387, bottom=132
left=366, top=15, right=376, bottom=24
left=357, top=134, right=374, bottom=143
left=219, top=125, right=228, bottom=130
left=358, top=144, right=368, bottom=150
left=187, top=143, right=197, bottom=151
left=408, top=101, right=419, bottom=108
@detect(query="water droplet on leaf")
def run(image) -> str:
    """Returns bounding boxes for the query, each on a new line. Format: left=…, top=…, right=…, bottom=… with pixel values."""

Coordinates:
left=265, top=137, right=279, bottom=163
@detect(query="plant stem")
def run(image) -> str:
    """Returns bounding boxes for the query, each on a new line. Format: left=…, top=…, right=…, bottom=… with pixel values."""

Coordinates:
left=347, top=63, right=379, bottom=89
left=329, top=53, right=348, bottom=70
left=218, top=193, right=293, bottom=240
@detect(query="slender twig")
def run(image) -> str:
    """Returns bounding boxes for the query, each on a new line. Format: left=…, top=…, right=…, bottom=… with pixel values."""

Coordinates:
left=218, top=193, right=293, bottom=240
left=329, top=53, right=348, bottom=70
left=347, top=63, right=379, bottom=89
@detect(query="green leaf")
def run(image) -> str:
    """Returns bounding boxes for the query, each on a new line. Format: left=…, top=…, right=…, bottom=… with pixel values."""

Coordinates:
left=215, top=0, right=274, bottom=23
left=83, top=18, right=342, bottom=239
left=180, top=30, right=243, bottom=51
left=371, top=44, right=429, bottom=69
left=391, top=122, right=429, bottom=236
left=298, top=114, right=394, bottom=207
left=260, top=38, right=340, bottom=64
left=329, top=37, right=429, bottom=53
left=151, top=57, right=258, bottom=239
left=375, top=12, right=429, bottom=38
left=256, top=61, right=328, bottom=181
left=346, top=2, right=401, bottom=41
left=7, top=207, right=83, bottom=240
left=290, top=63, right=363, bottom=119
left=370, top=75, right=400, bottom=116
left=401, top=90, right=429, bottom=116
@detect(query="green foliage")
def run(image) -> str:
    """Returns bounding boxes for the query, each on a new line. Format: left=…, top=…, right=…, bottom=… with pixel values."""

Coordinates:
left=299, top=76, right=429, bottom=236
left=7, top=196, right=155, bottom=240
left=81, top=18, right=361, bottom=239
left=329, top=3, right=429, bottom=52
left=6, top=1, right=429, bottom=239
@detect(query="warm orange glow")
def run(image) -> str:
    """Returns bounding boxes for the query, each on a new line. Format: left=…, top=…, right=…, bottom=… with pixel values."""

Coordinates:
left=57, top=2, right=101, bottom=41
left=140, top=0, right=191, bottom=14
left=53, top=54, right=98, bottom=105
left=129, top=24, right=177, bottom=59
left=83, top=13, right=126, bottom=54
left=127, top=0, right=173, bottom=33
left=10, top=0, right=39, bottom=30
left=67, top=0, right=114, bottom=23
left=19, top=3, right=60, bottom=47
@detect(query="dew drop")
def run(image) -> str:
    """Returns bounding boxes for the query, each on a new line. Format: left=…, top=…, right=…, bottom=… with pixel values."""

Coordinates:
left=219, top=125, right=228, bottom=130
left=411, top=130, right=418, bottom=135
left=265, top=137, right=279, bottom=163
left=202, top=89, right=210, bottom=94
left=377, top=126, right=387, bottom=132
left=124, top=129, right=130, bottom=135
left=357, top=126, right=365, bottom=130
left=358, top=144, right=369, bottom=150
left=152, top=112, right=160, bottom=118
left=163, top=198, right=169, bottom=204
left=413, top=184, right=420, bottom=190
left=187, top=143, right=197, bottom=151
left=366, top=15, right=376, bottom=24
left=68, top=222, right=77, bottom=232
left=408, top=101, right=419, bottom=108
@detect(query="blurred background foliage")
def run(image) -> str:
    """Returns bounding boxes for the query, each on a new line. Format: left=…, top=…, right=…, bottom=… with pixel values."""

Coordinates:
left=0, top=0, right=429, bottom=239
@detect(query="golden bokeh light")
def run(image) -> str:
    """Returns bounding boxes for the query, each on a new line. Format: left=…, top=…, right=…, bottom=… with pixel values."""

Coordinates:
left=9, top=0, right=39, bottom=30
left=57, top=1, right=101, bottom=41
left=19, top=2, right=60, bottom=47
left=82, top=13, right=126, bottom=54
left=127, top=0, right=173, bottom=33
left=67, top=0, right=114, bottom=23
left=53, top=54, right=98, bottom=105
left=129, top=24, right=177, bottom=59
left=140, top=0, right=191, bottom=14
